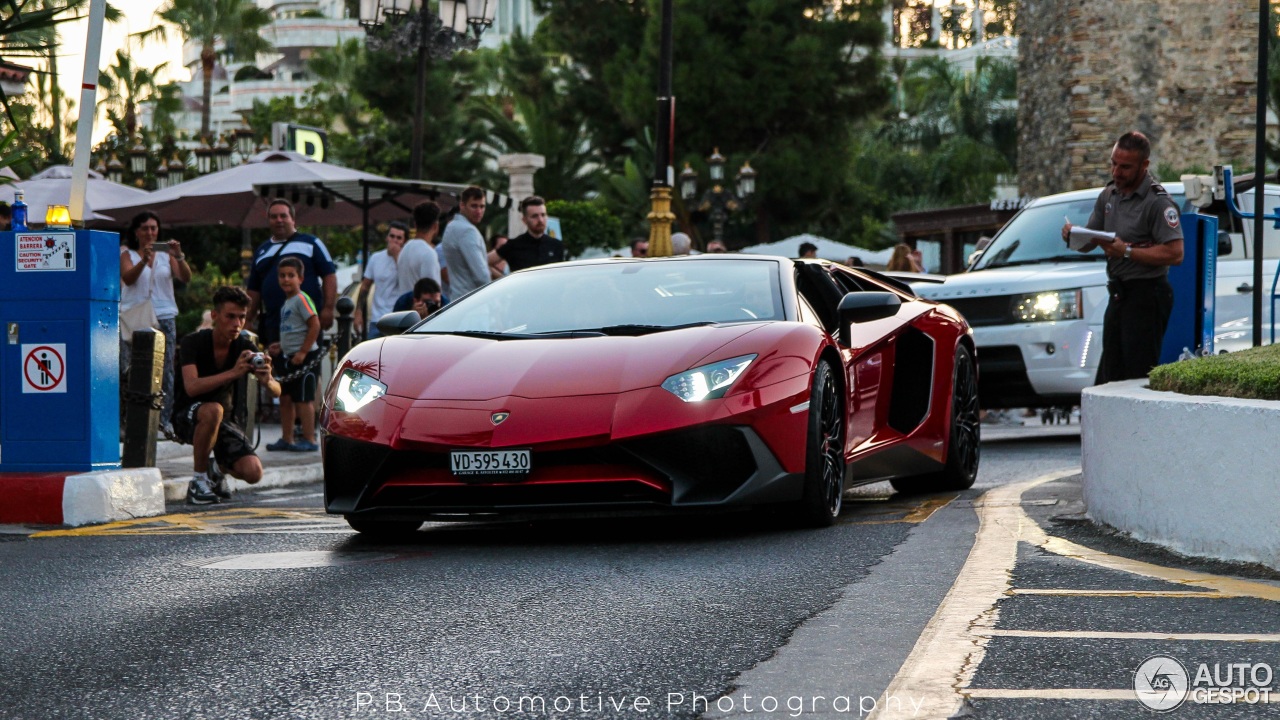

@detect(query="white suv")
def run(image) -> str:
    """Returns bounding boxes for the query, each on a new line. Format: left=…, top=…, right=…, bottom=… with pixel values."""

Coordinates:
left=914, top=183, right=1278, bottom=409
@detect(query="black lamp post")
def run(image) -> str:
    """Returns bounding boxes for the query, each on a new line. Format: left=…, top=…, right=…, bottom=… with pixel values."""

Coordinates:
left=358, top=0, right=494, bottom=180
left=645, top=0, right=676, bottom=257
left=680, top=148, right=758, bottom=246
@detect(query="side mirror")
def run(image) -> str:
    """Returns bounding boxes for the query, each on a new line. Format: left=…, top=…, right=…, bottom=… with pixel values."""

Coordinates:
left=1217, top=230, right=1233, bottom=256
left=376, top=310, right=422, bottom=337
left=837, top=292, right=901, bottom=346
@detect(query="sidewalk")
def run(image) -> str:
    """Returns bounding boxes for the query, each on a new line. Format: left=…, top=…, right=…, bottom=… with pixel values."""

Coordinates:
left=138, top=423, right=323, bottom=502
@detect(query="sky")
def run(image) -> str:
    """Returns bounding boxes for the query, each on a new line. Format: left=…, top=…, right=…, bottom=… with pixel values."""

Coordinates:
left=54, top=0, right=187, bottom=143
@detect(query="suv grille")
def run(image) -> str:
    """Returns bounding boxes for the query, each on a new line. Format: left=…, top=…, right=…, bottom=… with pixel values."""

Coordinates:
left=939, top=296, right=1014, bottom=327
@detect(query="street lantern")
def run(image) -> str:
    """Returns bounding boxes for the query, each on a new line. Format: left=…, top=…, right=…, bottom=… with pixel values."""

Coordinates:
left=234, top=128, right=257, bottom=157
left=684, top=147, right=760, bottom=247
left=154, top=163, right=169, bottom=189
left=679, top=163, right=698, bottom=201
left=168, top=154, right=186, bottom=186
left=129, top=141, right=148, bottom=174
left=736, top=161, right=756, bottom=198
left=214, top=136, right=233, bottom=172
left=195, top=140, right=213, bottom=175
left=359, top=0, right=494, bottom=179
left=707, top=147, right=726, bottom=182
left=93, top=157, right=107, bottom=176
left=106, top=154, right=124, bottom=184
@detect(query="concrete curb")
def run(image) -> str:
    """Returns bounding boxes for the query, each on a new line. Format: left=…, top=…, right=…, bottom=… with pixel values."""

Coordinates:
left=161, top=461, right=323, bottom=502
left=1082, top=379, right=1280, bottom=570
left=0, top=468, right=165, bottom=527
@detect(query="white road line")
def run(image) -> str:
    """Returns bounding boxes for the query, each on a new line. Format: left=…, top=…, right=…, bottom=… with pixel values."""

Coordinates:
left=984, top=629, right=1280, bottom=642
left=866, top=468, right=1082, bottom=720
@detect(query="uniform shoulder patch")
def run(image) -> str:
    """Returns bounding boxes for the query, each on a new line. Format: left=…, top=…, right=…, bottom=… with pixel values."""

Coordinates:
left=1164, top=206, right=1180, bottom=228
left=1151, top=183, right=1169, bottom=196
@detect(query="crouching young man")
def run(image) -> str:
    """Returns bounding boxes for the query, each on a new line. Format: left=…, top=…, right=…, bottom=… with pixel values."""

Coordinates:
left=173, top=286, right=282, bottom=504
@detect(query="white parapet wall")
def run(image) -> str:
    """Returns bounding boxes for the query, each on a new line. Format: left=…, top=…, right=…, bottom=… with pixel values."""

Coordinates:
left=1081, top=379, right=1280, bottom=570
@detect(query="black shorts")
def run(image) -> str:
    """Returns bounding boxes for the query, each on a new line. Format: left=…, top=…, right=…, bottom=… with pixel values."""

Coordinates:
left=172, top=402, right=256, bottom=469
left=276, top=348, right=321, bottom=403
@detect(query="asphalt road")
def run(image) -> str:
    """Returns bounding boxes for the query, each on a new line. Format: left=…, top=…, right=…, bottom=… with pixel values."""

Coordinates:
left=3, top=424, right=1277, bottom=719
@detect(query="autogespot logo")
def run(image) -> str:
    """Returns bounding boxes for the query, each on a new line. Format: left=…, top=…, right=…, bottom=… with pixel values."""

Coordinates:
left=1135, top=655, right=1190, bottom=712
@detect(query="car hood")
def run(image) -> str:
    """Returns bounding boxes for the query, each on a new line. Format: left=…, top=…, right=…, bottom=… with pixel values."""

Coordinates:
left=375, top=324, right=767, bottom=401
left=917, top=262, right=1107, bottom=300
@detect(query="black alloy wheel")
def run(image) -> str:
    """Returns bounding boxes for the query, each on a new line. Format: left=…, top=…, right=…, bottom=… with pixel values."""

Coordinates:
left=795, top=360, right=846, bottom=527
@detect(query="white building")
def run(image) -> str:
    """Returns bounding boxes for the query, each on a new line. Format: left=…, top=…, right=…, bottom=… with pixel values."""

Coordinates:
left=159, top=0, right=540, bottom=139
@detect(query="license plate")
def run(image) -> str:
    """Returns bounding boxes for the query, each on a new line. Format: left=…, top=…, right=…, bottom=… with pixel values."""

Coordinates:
left=450, top=449, right=532, bottom=476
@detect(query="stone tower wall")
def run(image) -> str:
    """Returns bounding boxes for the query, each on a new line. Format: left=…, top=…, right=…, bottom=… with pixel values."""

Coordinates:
left=1019, top=0, right=1258, bottom=196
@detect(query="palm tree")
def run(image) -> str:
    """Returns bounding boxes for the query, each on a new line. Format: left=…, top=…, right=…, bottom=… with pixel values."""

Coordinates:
left=135, top=0, right=273, bottom=139
left=98, top=49, right=168, bottom=141
left=306, top=39, right=368, bottom=134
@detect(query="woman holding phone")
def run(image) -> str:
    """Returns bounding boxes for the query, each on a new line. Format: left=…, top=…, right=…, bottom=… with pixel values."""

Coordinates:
left=121, top=210, right=191, bottom=436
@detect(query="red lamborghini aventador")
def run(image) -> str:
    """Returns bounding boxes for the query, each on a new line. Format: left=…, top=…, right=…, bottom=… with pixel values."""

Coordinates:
left=321, top=255, right=978, bottom=535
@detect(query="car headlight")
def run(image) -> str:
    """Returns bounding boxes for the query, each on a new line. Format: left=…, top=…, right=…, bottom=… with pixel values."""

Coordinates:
left=661, top=355, right=756, bottom=402
left=334, top=368, right=387, bottom=412
left=1012, top=289, right=1083, bottom=322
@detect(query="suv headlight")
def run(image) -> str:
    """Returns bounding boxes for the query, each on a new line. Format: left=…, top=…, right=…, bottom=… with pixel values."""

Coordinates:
left=334, top=368, right=387, bottom=412
left=1012, top=289, right=1083, bottom=322
left=661, top=355, right=756, bottom=402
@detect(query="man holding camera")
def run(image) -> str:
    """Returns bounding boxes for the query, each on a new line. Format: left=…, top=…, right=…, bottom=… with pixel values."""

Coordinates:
left=172, top=286, right=282, bottom=505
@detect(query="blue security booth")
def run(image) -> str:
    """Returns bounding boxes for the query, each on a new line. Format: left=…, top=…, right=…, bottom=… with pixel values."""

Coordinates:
left=1160, top=212, right=1218, bottom=363
left=0, top=229, right=121, bottom=471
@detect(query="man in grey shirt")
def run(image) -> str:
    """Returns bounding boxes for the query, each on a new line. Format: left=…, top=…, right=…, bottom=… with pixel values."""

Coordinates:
left=440, top=186, right=490, bottom=298
left=398, top=200, right=442, bottom=293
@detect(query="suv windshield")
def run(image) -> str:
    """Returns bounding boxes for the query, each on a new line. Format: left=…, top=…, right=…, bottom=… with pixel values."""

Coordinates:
left=973, top=193, right=1187, bottom=270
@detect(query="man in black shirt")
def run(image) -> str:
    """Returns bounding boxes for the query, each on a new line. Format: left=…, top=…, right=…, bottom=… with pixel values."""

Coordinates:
left=490, top=195, right=564, bottom=272
left=173, top=286, right=282, bottom=504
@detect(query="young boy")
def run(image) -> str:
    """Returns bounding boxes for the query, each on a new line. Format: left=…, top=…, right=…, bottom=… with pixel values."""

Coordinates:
left=266, top=257, right=321, bottom=452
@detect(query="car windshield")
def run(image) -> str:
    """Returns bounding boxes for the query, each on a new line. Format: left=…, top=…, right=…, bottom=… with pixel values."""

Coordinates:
left=412, top=259, right=784, bottom=336
left=973, top=193, right=1187, bottom=270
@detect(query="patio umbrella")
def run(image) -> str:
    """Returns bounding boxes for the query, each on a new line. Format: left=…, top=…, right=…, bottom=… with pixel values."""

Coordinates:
left=95, top=150, right=398, bottom=229
left=0, top=165, right=151, bottom=224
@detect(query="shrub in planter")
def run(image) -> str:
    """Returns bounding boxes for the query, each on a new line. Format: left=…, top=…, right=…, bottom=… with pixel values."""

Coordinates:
left=1147, top=345, right=1280, bottom=400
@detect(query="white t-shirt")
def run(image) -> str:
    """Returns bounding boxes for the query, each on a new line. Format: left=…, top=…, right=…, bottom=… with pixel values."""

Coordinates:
left=396, top=237, right=441, bottom=291
left=366, top=249, right=401, bottom=325
left=121, top=248, right=179, bottom=320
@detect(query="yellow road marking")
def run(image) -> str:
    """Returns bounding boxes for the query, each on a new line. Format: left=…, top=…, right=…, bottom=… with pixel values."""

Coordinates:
left=33, top=508, right=346, bottom=537
left=843, top=494, right=958, bottom=525
left=1009, top=588, right=1232, bottom=598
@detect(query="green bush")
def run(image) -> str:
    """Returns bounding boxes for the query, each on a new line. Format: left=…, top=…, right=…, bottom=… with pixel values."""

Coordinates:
left=545, top=199, right=624, bottom=259
left=1148, top=344, right=1280, bottom=400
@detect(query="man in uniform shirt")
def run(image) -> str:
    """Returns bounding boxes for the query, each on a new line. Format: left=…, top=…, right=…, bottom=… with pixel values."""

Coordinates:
left=1062, top=130, right=1184, bottom=382
left=488, top=195, right=563, bottom=272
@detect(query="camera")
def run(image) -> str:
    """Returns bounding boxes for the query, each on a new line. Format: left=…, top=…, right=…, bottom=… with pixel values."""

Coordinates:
left=250, top=352, right=267, bottom=369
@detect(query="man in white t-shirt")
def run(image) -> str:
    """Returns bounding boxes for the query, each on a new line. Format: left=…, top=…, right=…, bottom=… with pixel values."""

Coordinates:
left=398, top=200, right=442, bottom=297
left=355, top=221, right=408, bottom=339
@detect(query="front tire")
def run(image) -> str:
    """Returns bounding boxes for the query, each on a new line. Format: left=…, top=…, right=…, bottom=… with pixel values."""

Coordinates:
left=793, top=360, right=846, bottom=527
left=891, top=344, right=980, bottom=494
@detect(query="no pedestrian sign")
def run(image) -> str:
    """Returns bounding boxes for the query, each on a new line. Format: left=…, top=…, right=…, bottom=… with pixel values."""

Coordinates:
left=22, top=344, right=66, bottom=393
left=15, top=232, right=76, bottom=272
